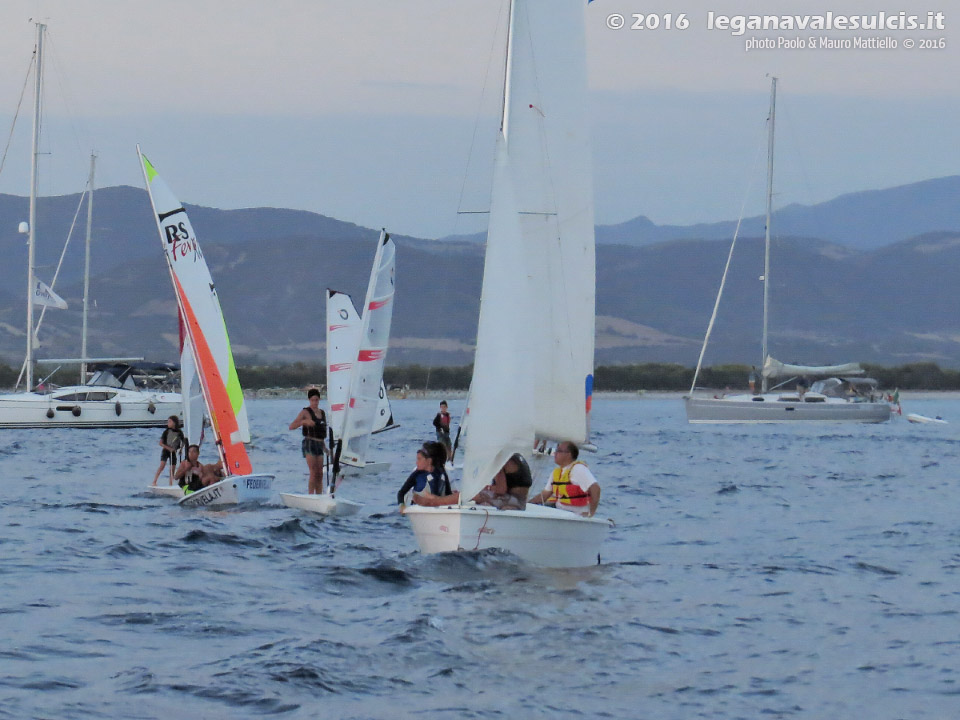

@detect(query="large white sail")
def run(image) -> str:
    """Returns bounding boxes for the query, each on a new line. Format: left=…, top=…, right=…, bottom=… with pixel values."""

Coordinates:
left=460, top=138, right=537, bottom=501
left=340, top=231, right=396, bottom=467
left=138, top=148, right=252, bottom=476
left=505, top=0, right=595, bottom=444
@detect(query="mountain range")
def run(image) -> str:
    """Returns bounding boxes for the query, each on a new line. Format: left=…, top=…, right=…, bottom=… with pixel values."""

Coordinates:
left=1, top=176, right=959, bottom=372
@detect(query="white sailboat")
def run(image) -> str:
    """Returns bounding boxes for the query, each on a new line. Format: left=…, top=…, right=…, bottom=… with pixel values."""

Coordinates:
left=684, top=78, right=890, bottom=424
left=281, top=231, right=396, bottom=516
left=404, top=0, right=609, bottom=568
left=138, top=148, right=273, bottom=508
left=0, top=24, right=180, bottom=429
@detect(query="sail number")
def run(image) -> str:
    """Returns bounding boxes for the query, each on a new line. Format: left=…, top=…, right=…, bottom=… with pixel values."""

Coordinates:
left=606, top=13, right=689, bottom=30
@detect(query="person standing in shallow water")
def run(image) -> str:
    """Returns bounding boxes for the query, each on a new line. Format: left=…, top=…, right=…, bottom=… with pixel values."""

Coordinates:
left=289, top=388, right=329, bottom=494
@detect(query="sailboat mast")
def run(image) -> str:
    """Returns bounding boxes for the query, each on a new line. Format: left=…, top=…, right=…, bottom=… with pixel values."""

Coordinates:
left=500, top=0, right=516, bottom=139
left=25, top=22, right=45, bottom=391
left=760, top=76, right=776, bottom=393
left=80, top=153, right=96, bottom=384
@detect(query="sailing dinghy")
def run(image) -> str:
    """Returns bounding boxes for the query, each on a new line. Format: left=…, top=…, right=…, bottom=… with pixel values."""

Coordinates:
left=404, top=0, right=609, bottom=568
left=138, top=148, right=273, bottom=508
left=281, top=231, right=396, bottom=516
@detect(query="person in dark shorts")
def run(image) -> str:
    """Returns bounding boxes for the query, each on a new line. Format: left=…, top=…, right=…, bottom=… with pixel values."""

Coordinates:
left=289, top=388, right=329, bottom=494
left=151, top=415, right=185, bottom=487
left=472, top=452, right=533, bottom=510
left=432, top=401, right=452, bottom=459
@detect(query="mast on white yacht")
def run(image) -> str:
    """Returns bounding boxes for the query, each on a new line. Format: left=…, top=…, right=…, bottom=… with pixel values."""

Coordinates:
left=24, top=22, right=45, bottom=391
left=760, top=75, right=776, bottom=393
left=80, top=153, right=96, bottom=383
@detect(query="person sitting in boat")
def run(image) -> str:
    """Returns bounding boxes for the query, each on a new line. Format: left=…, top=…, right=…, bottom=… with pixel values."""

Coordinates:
left=397, top=444, right=458, bottom=512
left=528, top=441, right=600, bottom=517
left=472, top=453, right=532, bottom=510
left=200, top=459, right=225, bottom=487
left=151, top=415, right=185, bottom=487
left=174, top=444, right=204, bottom=494
left=289, top=388, right=329, bottom=495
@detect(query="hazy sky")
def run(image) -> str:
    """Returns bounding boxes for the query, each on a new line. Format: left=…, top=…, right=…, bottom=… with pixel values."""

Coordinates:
left=0, top=0, right=957, bottom=237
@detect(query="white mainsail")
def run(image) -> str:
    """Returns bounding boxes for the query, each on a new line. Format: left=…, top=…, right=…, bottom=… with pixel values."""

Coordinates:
left=326, top=289, right=362, bottom=440
left=763, top=357, right=865, bottom=379
left=179, top=318, right=205, bottom=448
left=460, top=0, right=595, bottom=501
left=340, top=231, right=396, bottom=467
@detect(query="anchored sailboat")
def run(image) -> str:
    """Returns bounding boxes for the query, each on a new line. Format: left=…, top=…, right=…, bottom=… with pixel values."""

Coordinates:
left=404, top=0, right=609, bottom=568
left=0, top=24, right=180, bottom=428
left=684, top=78, right=891, bottom=424
left=138, top=148, right=273, bottom=507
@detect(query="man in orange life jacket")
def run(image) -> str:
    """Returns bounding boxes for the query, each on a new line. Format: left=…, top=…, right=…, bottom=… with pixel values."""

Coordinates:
left=528, top=441, right=600, bottom=517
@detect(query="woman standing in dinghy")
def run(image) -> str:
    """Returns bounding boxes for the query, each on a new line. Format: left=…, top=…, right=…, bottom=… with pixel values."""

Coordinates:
left=289, top=388, right=329, bottom=494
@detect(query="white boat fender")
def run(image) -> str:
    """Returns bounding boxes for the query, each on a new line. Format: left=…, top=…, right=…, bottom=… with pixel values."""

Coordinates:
left=115, top=401, right=122, bottom=416
left=46, top=408, right=54, bottom=418
left=147, top=401, right=156, bottom=414
left=71, top=406, right=81, bottom=417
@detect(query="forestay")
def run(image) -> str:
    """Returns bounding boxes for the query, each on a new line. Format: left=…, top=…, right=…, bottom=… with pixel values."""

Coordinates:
left=138, top=149, right=251, bottom=476
left=340, top=231, right=396, bottom=467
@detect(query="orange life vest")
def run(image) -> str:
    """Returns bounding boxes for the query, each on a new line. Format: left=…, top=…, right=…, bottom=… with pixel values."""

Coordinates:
left=550, top=461, right=591, bottom=508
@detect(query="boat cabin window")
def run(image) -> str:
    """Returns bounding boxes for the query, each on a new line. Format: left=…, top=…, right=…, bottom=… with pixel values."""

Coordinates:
left=53, top=392, right=87, bottom=401
left=803, top=396, right=825, bottom=403
left=751, top=396, right=765, bottom=401
left=778, top=396, right=800, bottom=402
left=84, top=391, right=117, bottom=401
left=87, top=370, right=123, bottom=388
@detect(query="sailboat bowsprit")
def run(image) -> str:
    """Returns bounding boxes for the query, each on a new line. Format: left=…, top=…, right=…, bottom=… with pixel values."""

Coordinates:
left=138, top=148, right=274, bottom=507
left=404, top=0, right=610, bottom=568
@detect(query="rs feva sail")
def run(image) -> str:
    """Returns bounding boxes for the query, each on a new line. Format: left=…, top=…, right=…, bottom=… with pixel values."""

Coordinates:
left=340, top=231, right=396, bottom=467
left=138, top=148, right=251, bottom=476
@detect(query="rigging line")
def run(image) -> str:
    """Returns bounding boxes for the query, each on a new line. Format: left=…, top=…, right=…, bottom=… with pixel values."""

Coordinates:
left=0, top=53, right=35, bottom=181
left=689, top=118, right=770, bottom=394
left=45, top=31, right=90, bottom=160
left=452, top=0, right=510, bottom=237
left=34, top=184, right=88, bottom=337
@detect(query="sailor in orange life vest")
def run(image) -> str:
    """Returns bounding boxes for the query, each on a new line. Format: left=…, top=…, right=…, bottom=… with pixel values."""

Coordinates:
left=528, top=440, right=601, bottom=517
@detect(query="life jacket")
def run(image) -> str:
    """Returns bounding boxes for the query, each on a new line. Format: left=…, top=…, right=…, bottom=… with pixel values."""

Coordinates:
left=302, top=407, right=327, bottom=440
left=550, top=461, right=591, bottom=507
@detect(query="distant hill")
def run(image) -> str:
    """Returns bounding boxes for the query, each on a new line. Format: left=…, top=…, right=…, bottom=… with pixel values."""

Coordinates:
left=2, top=178, right=960, bottom=369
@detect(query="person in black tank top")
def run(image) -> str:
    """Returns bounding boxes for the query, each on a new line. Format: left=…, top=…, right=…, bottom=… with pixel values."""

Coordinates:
left=289, top=388, right=329, bottom=494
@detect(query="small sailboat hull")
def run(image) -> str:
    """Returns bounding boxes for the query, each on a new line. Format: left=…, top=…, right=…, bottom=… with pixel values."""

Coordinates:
left=146, top=485, right=183, bottom=498
left=178, top=474, right=275, bottom=508
left=684, top=394, right=891, bottom=423
left=906, top=413, right=948, bottom=424
left=339, top=460, right=391, bottom=478
left=404, top=504, right=609, bottom=568
left=280, top=492, right=361, bottom=517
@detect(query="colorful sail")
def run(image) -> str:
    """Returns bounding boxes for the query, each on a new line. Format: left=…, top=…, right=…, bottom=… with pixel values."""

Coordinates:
left=340, top=231, right=396, bottom=467
left=138, top=148, right=251, bottom=476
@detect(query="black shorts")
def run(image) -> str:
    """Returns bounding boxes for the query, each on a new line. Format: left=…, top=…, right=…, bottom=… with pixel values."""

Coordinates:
left=302, top=438, right=325, bottom=457
left=160, top=449, right=173, bottom=462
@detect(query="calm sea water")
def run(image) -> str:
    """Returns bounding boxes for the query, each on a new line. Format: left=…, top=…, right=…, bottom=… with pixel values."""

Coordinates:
left=1, top=395, right=958, bottom=719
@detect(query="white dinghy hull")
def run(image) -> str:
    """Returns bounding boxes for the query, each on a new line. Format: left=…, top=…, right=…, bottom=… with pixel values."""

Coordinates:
left=146, top=485, right=183, bottom=499
left=339, top=461, right=391, bottom=478
left=280, top=492, right=361, bottom=517
left=404, top=504, right=609, bottom=568
left=685, top=394, right=891, bottom=424
left=906, top=413, right=948, bottom=425
left=178, top=474, right=275, bottom=508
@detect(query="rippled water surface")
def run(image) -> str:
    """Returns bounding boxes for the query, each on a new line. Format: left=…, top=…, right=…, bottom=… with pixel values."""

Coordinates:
left=2, top=395, right=959, bottom=719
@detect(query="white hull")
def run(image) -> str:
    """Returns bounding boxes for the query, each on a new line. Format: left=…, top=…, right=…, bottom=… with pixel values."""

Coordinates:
left=0, top=387, right=181, bottom=429
left=339, top=460, right=390, bottom=477
left=906, top=413, right=948, bottom=424
left=685, top=394, right=891, bottom=424
left=280, top=492, right=361, bottom=517
left=146, top=485, right=183, bottom=498
left=178, top=474, right=275, bottom=508
left=404, top=503, right=609, bottom=568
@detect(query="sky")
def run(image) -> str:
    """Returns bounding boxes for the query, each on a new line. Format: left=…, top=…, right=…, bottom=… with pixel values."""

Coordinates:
left=0, top=0, right=957, bottom=238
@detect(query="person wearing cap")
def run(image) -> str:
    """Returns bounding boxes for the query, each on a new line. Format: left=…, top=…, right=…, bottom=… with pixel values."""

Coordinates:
left=529, top=440, right=600, bottom=517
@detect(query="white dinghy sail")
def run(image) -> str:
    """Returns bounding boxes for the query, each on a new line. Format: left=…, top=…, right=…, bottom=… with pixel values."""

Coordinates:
left=404, top=0, right=609, bottom=568
left=138, top=148, right=273, bottom=507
